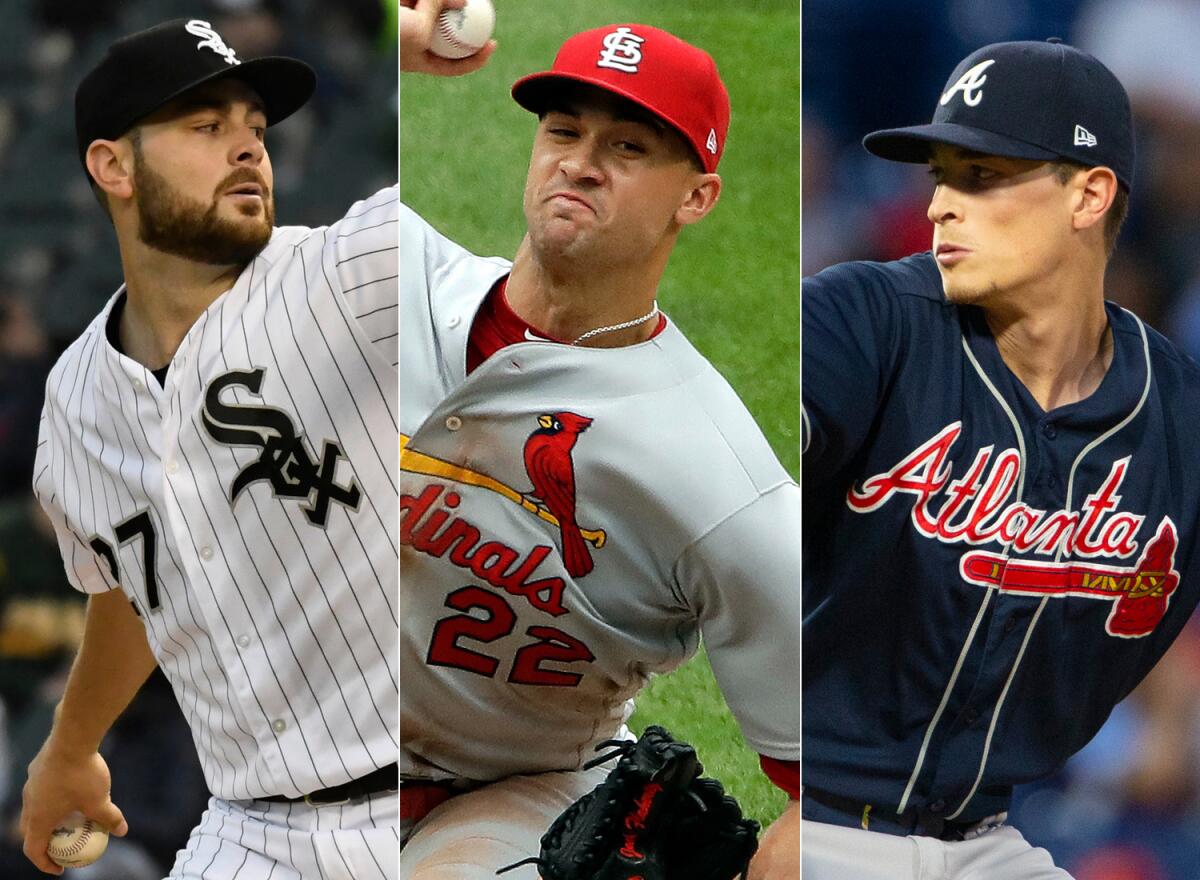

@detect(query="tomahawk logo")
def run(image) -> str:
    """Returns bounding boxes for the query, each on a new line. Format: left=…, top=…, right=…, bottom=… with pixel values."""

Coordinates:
left=597, top=27, right=645, bottom=73
left=940, top=59, right=995, bottom=108
left=201, top=368, right=361, bottom=527
left=185, top=19, right=240, bottom=66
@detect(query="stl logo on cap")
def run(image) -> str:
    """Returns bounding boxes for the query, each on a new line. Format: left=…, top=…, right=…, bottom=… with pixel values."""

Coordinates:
left=939, top=58, right=995, bottom=108
left=597, top=26, right=645, bottom=74
left=185, top=19, right=240, bottom=66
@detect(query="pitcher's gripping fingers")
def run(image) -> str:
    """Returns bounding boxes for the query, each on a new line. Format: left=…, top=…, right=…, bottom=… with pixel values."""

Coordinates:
left=400, top=0, right=496, bottom=75
left=20, top=746, right=127, bottom=875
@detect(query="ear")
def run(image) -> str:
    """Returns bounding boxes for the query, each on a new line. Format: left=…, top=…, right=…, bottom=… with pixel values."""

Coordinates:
left=86, top=139, right=135, bottom=205
left=1071, top=166, right=1118, bottom=234
left=675, top=173, right=722, bottom=227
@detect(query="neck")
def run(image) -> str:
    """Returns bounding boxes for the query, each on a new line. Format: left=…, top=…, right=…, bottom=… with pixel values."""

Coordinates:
left=984, top=274, right=1112, bottom=412
left=117, top=236, right=244, bottom=369
left=505, top=236, right=668, bottom=348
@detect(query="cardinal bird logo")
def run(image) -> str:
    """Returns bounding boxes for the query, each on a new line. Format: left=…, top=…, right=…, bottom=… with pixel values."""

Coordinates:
left=523, top=412, right=595, bottom=577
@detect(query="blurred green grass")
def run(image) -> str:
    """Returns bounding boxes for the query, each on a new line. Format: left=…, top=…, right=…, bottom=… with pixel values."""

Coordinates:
left=400, top=0, right=798, bottom=825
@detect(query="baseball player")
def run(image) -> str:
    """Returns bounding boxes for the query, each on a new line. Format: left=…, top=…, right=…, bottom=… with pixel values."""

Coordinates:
left=803, top=39, right=1200, bottom=879
left=399, top=14, right=800, bottom=880
left=19, top=19, right=398, bottom=879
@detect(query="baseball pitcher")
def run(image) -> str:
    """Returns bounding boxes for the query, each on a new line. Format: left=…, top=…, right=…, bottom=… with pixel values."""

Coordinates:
left=400, top=6, right=800, bottom=879
left=804, top=38, right=1200, bottom=880
left=20, top=19, right=398, bottom=879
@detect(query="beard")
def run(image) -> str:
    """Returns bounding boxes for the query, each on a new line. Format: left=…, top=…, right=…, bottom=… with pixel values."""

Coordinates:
left=134, top=150, right=274, bottom=266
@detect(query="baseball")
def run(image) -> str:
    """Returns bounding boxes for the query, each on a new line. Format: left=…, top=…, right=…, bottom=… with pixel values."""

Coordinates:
left=429, top=0, right=495, bottom=60
left=47, top=812, right=109, bottom=869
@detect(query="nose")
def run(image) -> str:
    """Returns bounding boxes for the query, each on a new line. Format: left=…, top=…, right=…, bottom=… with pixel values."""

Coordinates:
left=558, top=137, right=605, bottom=186
left=230, top=127, right=266, bottom=167
left=927, top=183, right=960, bottom=225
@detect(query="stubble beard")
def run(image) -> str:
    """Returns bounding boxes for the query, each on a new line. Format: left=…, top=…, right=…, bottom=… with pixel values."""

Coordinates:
left=134, top=153, right=274, bottom=267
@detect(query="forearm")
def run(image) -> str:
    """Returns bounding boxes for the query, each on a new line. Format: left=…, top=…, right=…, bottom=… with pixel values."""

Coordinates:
left=749, top=799, right=799, bottom=880
left=48, top=589, right=157, bottom=754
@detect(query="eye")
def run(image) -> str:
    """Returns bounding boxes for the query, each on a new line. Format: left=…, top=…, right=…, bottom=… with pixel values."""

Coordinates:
left=615, top=140, right=646, bottom=154
left=970, top=164, right=1000, bottom=180
left=196, top=122, right=220, bottom=133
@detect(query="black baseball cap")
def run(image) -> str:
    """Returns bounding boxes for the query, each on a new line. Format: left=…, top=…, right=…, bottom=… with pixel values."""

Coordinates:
left=75, top=18, right=315, bottom=171
left=863, top=39, right=1135, bottom=191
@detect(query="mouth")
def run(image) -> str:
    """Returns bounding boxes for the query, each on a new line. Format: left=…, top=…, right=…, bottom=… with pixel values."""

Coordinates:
left=225, top=182, right=265, bottom=199
left=935, top=243, right=971, bottom=266
left=546, top=191, right=594, bottom=213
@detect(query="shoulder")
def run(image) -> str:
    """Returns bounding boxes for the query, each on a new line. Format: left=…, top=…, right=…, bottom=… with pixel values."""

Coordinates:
left=805, top=251, right=944, bottom=304
left=43, top=296, right=118, bottom=409
left=1118, top=305, right=1200, bottom=395
left=646, top=324, right=791, bottom=494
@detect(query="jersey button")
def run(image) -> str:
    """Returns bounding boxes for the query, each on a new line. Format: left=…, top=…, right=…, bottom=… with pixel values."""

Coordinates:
left=445, top=415, right=462, bottom=431
left=272, top=719, right=287, bottom=733
left=1042, top=422, right=1057, bottom=439
left=448, top=315, right=461, bottom=329
left=963, top=706, right=979, bottom=726
left=928, top=799, right=946, bottom=814
left=200, top=545, right=214, bottom=561
left=1004, top=616, right=1020, bottom=634
left=165, top=460, right=179, bottom=475
left=236, top=634, right=251, bottom=648
left=133, top=378, right=145, bottom=391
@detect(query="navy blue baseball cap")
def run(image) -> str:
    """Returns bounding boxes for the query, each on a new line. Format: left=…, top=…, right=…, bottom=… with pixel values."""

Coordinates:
left=863, top=39, right=1135, bottom=191
left=75, top=18, right=315, bottom=170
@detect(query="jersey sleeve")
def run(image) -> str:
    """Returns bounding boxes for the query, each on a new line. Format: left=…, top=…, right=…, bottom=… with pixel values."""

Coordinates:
left=675, top=481, right=801, bottom=762
left=802, top=260, right=908, bottom=480
left=324, top=185, right=399, bottom=366
left=32, top=407, right=120, bottom=596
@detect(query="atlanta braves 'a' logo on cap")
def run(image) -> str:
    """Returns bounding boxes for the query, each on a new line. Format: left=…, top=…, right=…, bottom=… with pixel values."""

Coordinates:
left=597, top=26, right=646, bottom=74
left=184, top=19, right=240, bottom=66
left=939, top=59, right=995, bottom=108
left=201, top=367, right=362, bottom=527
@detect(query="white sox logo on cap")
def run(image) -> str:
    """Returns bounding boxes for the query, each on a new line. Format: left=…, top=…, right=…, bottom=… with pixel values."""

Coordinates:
left=185, top=19, right=240, bottom=66
left=597, top=26, right=645, bottom=73
left=939, top=59, right=995, bottom=108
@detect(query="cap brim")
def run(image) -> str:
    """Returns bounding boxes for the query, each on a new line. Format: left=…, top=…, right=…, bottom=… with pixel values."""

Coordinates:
left=863, top=123, right=1060, bottom=164
left=125, top=56, right=316, bottom=136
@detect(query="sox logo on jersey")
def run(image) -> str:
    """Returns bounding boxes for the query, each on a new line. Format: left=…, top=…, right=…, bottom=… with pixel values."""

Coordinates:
left=847, top=421, right=1181, bottom=637
left=201, top=367, right=362, bottom=526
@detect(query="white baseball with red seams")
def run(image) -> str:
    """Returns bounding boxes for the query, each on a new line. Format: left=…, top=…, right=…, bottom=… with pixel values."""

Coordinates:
left=47, top=812, right=109, bottom=868
left=429, top=0, right=495, bottom=59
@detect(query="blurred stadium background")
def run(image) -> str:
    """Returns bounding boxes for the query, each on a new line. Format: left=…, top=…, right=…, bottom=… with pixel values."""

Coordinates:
left=0, top=1, right=395, bottom=877
left=805, top=1, right=1200, bottom=877
left=401, top=0, right=800, bottom=830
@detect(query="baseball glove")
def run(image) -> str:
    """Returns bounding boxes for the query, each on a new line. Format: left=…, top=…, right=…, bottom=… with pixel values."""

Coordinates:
left=497, top=725, right=760, bottom=880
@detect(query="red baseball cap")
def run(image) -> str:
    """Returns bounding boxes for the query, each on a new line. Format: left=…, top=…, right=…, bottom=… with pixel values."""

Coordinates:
left=511, top=24, right=730, bottom=173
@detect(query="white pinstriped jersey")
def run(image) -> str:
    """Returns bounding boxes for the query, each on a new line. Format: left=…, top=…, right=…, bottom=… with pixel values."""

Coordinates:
left=33, top=186, right=399, bottom=801
left=400, top=204, right=801, bottom=781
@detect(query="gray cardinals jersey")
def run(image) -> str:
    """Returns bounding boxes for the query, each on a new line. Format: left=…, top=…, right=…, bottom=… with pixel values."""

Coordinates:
left=400, top=203, right=800, bottom=781
left=34, top=187, right=400, bottom=801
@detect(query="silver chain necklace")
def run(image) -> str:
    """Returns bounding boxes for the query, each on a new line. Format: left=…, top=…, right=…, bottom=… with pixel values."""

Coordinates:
left=570, top=301, right=660, bottom=346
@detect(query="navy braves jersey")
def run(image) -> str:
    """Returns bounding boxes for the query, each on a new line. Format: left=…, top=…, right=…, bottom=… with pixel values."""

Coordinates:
left=802, top=252, right=1200, bottom=825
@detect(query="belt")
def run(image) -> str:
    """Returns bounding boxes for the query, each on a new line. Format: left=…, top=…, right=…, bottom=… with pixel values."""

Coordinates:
left=802, top=787, right=1006, bottom=842
left=260, top=763, right=399, bottom=806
